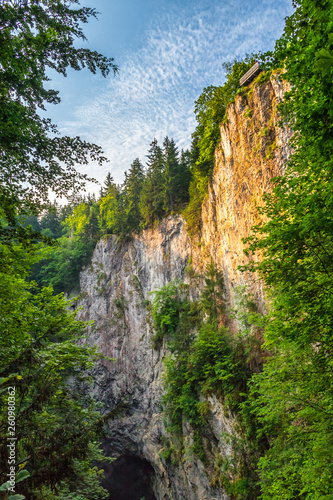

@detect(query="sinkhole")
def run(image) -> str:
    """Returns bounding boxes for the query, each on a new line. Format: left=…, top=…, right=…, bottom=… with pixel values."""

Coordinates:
left=101, top=454, right=157, bottom=500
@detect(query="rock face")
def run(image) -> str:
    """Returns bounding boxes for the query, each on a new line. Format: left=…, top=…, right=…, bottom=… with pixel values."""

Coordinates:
left=198, top=73, right=292, bottom=312
left=77, top=75, right=291, bottom=500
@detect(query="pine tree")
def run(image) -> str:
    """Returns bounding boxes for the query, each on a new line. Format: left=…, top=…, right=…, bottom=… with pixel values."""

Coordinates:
left=40, top=204, right=63, bottom=239
left=177, top=148, right=192, bottom=206
left=162, top=137, right=179, bottom=213
left=101, top=172, right=117, bottom=197
left=83, top=203, right=100, bottom=241
left=113, top=190, right=130, bottom=241
left=140, top=139, right=165, bottom=227
left=123, top=158, right=145, bottom=232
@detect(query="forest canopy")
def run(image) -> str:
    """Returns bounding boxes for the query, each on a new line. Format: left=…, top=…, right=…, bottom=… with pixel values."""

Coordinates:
left=0, top=0, right=116, bottom=223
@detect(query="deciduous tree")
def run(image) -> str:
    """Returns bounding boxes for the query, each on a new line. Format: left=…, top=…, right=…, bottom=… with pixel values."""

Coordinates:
left=0, top=0, right=117, bottom=220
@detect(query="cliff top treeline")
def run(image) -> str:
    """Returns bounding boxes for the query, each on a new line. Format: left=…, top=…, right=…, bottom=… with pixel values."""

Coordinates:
left=29, top=57, right=257, bottom=294
left=30, top=136, right=191, bottom=293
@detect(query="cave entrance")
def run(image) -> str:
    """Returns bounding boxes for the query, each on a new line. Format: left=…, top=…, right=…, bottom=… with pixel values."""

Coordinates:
left=101, top=454, right=157, bottom=500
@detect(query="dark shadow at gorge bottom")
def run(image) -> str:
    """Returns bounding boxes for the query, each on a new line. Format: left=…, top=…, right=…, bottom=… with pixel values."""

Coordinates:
left=101, top=454, right=157, bottom=500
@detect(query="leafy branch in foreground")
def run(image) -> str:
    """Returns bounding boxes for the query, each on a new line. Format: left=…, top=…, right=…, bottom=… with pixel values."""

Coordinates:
left=0, top=0, right=117, bottom=215
left=0, top=241, right=111, bottom=499
left=241, top=0, right=333, bottom=497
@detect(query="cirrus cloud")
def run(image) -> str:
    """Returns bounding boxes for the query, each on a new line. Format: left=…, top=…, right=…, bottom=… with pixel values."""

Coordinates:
left=63, top=0, right=293, bottom=192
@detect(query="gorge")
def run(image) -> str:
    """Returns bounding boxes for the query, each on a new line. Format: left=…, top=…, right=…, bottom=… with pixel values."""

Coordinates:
left=76, top=73, right=292, bottom=500
left=2, top=2, right=333, bottom=499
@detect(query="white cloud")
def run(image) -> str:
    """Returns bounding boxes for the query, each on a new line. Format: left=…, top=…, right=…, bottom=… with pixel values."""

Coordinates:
left=64, top=0, right=293, bottom=192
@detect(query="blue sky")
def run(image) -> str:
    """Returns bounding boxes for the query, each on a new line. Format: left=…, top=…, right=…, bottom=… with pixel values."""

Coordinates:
left=48, top=0, right=294, bottom=195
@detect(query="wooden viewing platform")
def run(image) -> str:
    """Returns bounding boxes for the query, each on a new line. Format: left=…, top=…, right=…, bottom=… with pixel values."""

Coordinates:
left=239, top=61, right=262, bottom=86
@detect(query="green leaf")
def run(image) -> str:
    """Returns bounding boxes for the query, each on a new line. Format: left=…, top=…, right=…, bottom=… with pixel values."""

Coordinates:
left=16, top=470, right=30, bottom=483
left=0, top=481, right=12, bottom=491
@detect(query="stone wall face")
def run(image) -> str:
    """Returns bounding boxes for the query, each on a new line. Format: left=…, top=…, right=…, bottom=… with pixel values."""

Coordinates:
left=77, top=76, right=291, bottom=499
left=198, top=75, right=292, bottom=311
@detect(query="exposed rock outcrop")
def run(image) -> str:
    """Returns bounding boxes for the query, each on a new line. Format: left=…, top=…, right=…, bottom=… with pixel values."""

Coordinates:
left=77, top=75, right=291, bottom=500
left=198, top=73, right=292, bottom=312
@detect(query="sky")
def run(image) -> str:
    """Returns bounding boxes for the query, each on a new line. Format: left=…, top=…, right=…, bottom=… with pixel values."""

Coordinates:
left=46, top=0, right=294, bottom=196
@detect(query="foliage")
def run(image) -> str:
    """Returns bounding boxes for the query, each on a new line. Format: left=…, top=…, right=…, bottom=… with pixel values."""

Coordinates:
left=241, top=0, right=333, bottom=497
left=39, top=443, right=111, bottom=500
left=0, top=241, right=109, bottom=499
left=139, top=139, right=166, bottom=227
left=248, top=338, right=333, bottom=499
left=31, top=198, right=100, bottom=294
left=151, top=282, right=191, bottom=349
left=184, top=56, right=256, bottom=235
left=0, top=2, right=116, bottom=497
left=123, top=158, right=145, bottom=232
left=32, top=137, right=192, bottom=295
left=39, top=205, right=63, bottom=239
left=31, top=236, right=97, bottom=294
left=98, top=188, right=123, bottom=236
left=0, top=0, right=116, bottom=220
left=162, top=138, right=191, bottom=213
left=151, top=267, right=265, bottom=497
left=200, top=260, right=225, bottom=322
left=182, top=177, right=203, bottom=237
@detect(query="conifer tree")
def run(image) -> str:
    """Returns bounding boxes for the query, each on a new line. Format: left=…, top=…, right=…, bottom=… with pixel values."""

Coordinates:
left=140, top=139, right=165, bottom=227
left=162, top=137, right=179, bottom=213
left=83, top=203, right=100, bottom=241
left=101, top=172, right=117, bottom=197
left=40, top=204, right=63, bottom=239
left=112, top=190, right=129, bottom=240
left=178, top=148, right=192, bottom=205
left=123, top=158, right=145, bottom=231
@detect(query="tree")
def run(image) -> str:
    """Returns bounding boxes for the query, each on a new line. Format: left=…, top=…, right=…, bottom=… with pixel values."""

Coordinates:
left=0, top=241, right=110, bottom=499
left=100, top=172, right=117, bottom=198
left=40, top=204, right=63, bottom=239
left=177, top=149, right=191, bottom=206
left=242, top=0, right=333, bottom=497
left=0, top=0, right=117, bottom=220
left=162, top=136, right=179, bottom=213
left=123, top=158, right=145, bottom=231
left=140, top=139, right=165, bottom=227
left=0, top=3, right=117, bottom=495
left=32, top=200, right=101, bottom=294
left=98, top=186, right=119, bottom=234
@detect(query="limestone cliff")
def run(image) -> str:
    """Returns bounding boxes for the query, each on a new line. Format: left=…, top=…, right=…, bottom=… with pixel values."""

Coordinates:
left=197, top=73, right=291, bottom=312
left=77, top=75, right=291, bottom=500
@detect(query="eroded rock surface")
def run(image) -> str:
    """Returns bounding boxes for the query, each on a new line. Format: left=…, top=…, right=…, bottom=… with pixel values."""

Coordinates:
left=198, top=74, right=292, bottom=312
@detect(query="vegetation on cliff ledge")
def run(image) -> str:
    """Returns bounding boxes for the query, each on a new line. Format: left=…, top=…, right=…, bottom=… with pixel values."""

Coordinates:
left=152, top=267, right=266, bottom=499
